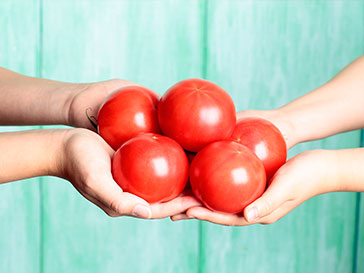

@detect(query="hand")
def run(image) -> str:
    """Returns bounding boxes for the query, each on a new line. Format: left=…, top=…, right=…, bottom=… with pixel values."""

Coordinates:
left=172, top=149, right=338, bottom=225
left=66, top=79, right=144, bottom=130
left=237, top=109, right=296, bottom=149
left=59, top=128, right=201, bottom=218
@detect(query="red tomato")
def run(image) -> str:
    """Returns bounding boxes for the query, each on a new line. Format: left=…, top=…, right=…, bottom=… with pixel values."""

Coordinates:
left=231, top=117, right=287, bottom=181
left=190, top=141, right=266, bottom=214
left=158, top=78, right=236, bottom=152
left=112, top=133, right=188, bottom=203
left=97, top=86, right=161, bottom=150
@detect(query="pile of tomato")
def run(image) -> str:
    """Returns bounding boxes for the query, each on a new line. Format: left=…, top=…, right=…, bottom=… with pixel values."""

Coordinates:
left=97, top=79, right=287, bottom=214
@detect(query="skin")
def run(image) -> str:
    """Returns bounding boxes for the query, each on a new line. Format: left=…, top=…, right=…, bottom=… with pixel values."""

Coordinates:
left=2, top=54, right=364, bottom=224
left=172, top=54, right=364, bottom=225
left=0, top=68, right=201, bottom=219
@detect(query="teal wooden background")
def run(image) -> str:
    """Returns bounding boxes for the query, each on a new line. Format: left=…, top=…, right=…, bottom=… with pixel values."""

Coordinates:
left=0, top=1, right=363, bottom=272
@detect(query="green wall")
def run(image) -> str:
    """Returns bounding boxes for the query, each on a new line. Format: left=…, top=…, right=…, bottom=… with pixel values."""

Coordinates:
left=0, top=1, right=363, bottom=272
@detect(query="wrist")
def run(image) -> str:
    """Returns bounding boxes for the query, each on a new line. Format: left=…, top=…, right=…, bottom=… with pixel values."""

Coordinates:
left=46, top=129, right=73, bottom=178
left=245, top=109, right=299, bottom=149
left=53, top=82, right=91, bottom=127
left=0, top=129, right=71, bottom=184
left=311, top=149, right=341, bottom=194
left=331, top=148, right=364, bottom=192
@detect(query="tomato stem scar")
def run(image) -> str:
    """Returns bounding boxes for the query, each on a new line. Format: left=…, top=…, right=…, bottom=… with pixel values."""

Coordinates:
left=85, top=107, right=98, bottom=129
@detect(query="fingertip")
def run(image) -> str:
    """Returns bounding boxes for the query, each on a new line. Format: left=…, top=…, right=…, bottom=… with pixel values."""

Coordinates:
left=186, top=207, right=202, bottom=219
left=244, top=206, right=258, bottom=222
left=132, top=204, right=152, bottom=219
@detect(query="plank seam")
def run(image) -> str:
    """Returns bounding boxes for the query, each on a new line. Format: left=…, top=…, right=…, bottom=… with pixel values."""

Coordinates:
left=353, top=129, right=364, bottom=273
left=36, top=0, right=44, bottom=273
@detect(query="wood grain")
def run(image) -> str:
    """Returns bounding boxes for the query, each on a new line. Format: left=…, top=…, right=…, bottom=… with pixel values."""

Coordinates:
left=0, top=1, right=363, bottom=272
left=40, top=1, right=203, bottom=272
left=200, top=1, right=364, bottom=272
left=0, top=1, right=41, bottom=273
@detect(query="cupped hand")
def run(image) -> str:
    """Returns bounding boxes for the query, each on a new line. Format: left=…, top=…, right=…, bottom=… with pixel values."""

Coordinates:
left=172, top=149, right=338, bottom=225
left=67, top=79, right=144, bottom=130
left=59, top=128, right=201, bottom=218
left=237, top=109, right=296, bottom=149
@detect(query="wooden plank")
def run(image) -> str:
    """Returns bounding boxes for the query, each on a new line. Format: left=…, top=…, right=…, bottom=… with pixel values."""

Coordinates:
left=40, top=1, right=203, bottom=272
left=355, top=193, right=364, bottom=273
left=0, top=1, right=41, bottom=273
left=201, top=1, right=364, bottom=273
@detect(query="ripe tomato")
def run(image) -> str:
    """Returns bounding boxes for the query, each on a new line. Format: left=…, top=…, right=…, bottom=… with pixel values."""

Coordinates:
left=231, top=117, right=287, bottom=181
left=190, top=141, right=266, bottom=214
left=97, top=86, right=161, bottom=150
left=158, top=78, right=236, bottom=152
left=112, top=133, right=188, bottom=203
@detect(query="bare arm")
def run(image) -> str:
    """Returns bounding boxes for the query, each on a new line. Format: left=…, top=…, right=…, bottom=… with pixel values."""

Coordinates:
left=279, top=55, right=364, bottom=145
left=0, top=129, right=64, bottom=183
left=0, top=128, right=200, bottom=218
left=237, top=55, right=364, bottom=148
left=177, top=55, right=364, bottom=225
left=0, top=68, right=76, bottom=126
left=181, top=147, right=364, bottom=225
left=0, top=67, right=139, bottom=129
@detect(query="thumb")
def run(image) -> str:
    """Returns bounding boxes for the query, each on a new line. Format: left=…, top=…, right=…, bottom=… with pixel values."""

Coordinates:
left=244, top=177, right=290, bottom=223
left=90, top=173, right=152, bottom=218
left=236, top=110, right=272, bottom=120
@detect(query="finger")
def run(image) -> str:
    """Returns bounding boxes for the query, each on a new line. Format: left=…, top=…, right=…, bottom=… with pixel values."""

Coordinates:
left=150, top=194, right=202, bottom=219
left=79, top=190, right=120, bottom=217
left=186, top=207, right=251, bottom=226
left=254, top=198, right=300, bottom=225
left=170, top=213, right=192, bottom=221
left=243, top=175, right=292, bottom=223
left=86, top=173, right=152, bottom=219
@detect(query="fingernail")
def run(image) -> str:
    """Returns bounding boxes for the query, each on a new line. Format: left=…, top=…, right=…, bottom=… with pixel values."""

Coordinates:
left=133, top=205, right=152, bottom=219
left=246, top=207, right=258, bottom=222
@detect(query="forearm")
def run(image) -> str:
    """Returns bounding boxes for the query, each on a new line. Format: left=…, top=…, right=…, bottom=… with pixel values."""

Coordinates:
left=278, top=55, right=364, bottom=145
left=0, top=67, right=83, bottom=126
left=0, top=129, right=66, bottom=184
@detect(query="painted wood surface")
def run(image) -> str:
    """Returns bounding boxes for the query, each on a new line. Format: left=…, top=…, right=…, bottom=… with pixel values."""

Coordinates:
left=40, top=1, right=203, bottom=273
left=200, top=2, right=364, bottom=273
left=357, top=130, right=364, bottom=273
left=0, top=1, right=41, bottom=273
left=0, top=1, right=363, bottom=272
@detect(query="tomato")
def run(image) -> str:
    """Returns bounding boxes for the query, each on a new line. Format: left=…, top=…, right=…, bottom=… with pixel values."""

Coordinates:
left=190, top=141, right=266, bottom=213
left=112, top=133, right=188, bottom=203
left=231, top=117, right=287, bottom=181
left=158, top=78, right=236, bottom=152
left=97, top=86, right=161, bottom=150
